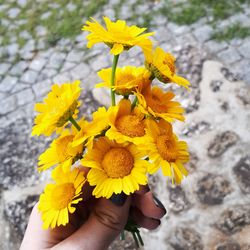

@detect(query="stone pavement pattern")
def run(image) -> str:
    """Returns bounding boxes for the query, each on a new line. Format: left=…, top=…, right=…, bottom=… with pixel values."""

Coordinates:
left=0, top=0, right=250, bottom=249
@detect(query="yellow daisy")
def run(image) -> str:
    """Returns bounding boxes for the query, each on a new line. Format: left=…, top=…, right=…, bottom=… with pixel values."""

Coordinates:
left=38, top=125, right=85, bottom=172
left=144, top=119, right=189, bottom=184
left=96, top=66, right=152, bottom=95
left=38, top=166, right=86, bottom=229
left=32, top=81, right=81, bottom=136
left=136, top=86, right=185, bottom=122
left=82, top=16, right=154, bottom=55
left=145, top=47, right=190, bottom=89
left=106, top=99, right=149, bottom=145
left=72, top=107, right=110, bottom=149
left=81, top=137, right=150, bottom=198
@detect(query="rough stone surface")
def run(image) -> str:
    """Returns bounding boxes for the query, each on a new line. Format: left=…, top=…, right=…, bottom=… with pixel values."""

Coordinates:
left=214, top=241, right=241, bottom=250
left=207, top=131, right=239, bottom=158
left=196, top=174, right=232, bottom=205
left=168, top=185, right=191, bottom=213
left=215, top=205, right=250, bottom=235
left=168, top=227, right=203, bottom=250
left=233, top=157, right=250, bottom=193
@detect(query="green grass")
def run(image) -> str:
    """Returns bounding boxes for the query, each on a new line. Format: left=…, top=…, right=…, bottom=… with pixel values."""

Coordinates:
left=212, top=22, right=250, bottom=41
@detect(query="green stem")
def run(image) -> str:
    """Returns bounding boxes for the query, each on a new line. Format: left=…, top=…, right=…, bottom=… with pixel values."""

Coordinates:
left=69, top=116, right=81, bottom=131
left=131, top=96, right=138, bottom=110
left=110, top=54, right=119, bottom=106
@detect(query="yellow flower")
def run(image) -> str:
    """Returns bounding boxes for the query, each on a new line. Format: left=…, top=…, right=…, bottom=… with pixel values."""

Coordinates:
left=38, top=124, right=85, bottom=172
left=72, top=107, right=110, bottom=149
left=32, top=81, right=81, bottom=136
left=96, top=66, right=151, bottom=95
left=145, top=47, right=190, bottom=89
left=82, top=17, right=154, bottom=55
left=136, top=86, right=185, bottom=122
left=81, top=137, right=149, bottom=198
left=106, top=99, right=149, bottom=145
left=144, top=119, right=189, bottom=184
left=38, top=166, right=86, bottom=229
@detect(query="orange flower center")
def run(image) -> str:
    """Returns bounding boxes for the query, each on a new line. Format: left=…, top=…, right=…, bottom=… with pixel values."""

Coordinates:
left=145, top=95, right=168, bottom=113
left=51, top=183, right=75, bottom=210
left=115, top=74, right=136, bottom=94
left=116, top=115, right=145, bottom=137
left=156, top=135, right=178, bottom=162
left=102, top=147, right=134, bottom=178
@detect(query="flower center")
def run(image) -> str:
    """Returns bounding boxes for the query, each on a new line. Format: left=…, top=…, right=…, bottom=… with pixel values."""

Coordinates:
left=156, top=135, right=178, bottom=162
left=51, top=183, right=75, bottom=210
left=102, top=147, right=134, bottom=178
left=116, top=115, right=145, bottom=137
left=115, top=75, right=136, bottom=95
left=145, top=95, right=167, bottom=113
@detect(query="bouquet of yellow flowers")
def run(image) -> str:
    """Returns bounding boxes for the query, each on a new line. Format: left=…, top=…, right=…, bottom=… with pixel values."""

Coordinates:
left=32, top=17, right=190, bottom=247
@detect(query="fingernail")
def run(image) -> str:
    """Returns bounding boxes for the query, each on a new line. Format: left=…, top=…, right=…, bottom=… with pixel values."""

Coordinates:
left=153, top=195, right=166, bottom=212
left=110, top=192, right=127, bottom=206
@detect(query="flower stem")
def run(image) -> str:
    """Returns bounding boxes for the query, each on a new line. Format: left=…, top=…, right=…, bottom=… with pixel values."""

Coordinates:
left=110, top=54, right=119, bottom=106
left=69, top=116, right=81, bottom=131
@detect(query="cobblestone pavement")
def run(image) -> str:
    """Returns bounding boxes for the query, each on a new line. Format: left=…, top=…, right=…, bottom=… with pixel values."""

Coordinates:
left=0, top=0, right=250, bottom=249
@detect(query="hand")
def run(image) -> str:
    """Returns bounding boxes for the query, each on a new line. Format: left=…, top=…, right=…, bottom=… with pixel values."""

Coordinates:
left=20, top=183, right=166, bottom=250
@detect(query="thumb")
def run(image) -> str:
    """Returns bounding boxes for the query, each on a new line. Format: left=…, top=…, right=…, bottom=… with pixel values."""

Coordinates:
left=53, top=197, right=131, bottom=250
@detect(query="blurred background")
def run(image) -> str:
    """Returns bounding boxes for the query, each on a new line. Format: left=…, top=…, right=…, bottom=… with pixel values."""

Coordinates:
left=0, top=0, right=250, bottom=249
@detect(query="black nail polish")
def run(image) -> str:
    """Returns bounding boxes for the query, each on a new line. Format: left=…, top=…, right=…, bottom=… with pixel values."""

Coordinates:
left=110, top=192, right=127, bottom=206
left=153, top=195, right=166, bottom=212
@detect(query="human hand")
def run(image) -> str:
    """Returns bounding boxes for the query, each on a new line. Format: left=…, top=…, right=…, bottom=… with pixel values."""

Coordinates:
left=20, top=182, right=166, bottom=250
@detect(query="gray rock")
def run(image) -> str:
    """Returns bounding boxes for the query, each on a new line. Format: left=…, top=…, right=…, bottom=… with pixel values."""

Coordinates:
left=19, top=30, right=32, bottom=40
left=6, top=43, right=19, bottom=56
left=168, top=227, right=203, bottom=250
left=215, top=205, right=250, bottom=235
left=168, top=185, right=191, bottom=213
left=0, top=118, right=46, bottom=189
left=233, top=157, right=250, bottom=194
left=10, top=83, right=29, bottom=94
left=214, top=241, right=240, bottom=250
left=16, top=88, right=34, bottom=106
left=17, top=0, right=27, bottom=7
left=67, top=50, right=85, bottom=63
left=196, top=174, right=231, bottom=205
left=66, top=3, right=76, bottom=11
left=8, top=8, right=20, bottom=19
left=237, top=38, right=250, bottom=59
left=186, top=152, right=199, bottom=173
left=205, top=40, right=228, bottom=53
left=32, top=79, right=51, bottom=98
left=20, top=70, right=38, bottom=84
left=9, top=61, right=28, bottom=76
left=70, top=63, right=91, bottom=80
left=90, top=54, right=111, bottom=71
left=210, top=80, right=223, bottom=92
left=36, top=68, right=57, bottom=81
left=4, top=195, right=38, bottom=239
left=40, top=11, right=51, bottom=20
left=53, top=72, right=72, bottom=84
left=220, top=67, right=239, bottom=82
left=79, top=90, right=101, bottom=121
left=218, top=47, right=242, bottom=64
left=0, top=75, right=18, bottom=92
left=182, top=121, right=212, bottom=137
left=0, top=63, right=11, bottom=75
left=0, top=95, right=17, bottom=115
left=193, top=25, right=213, bottom=43
left=47, top=52, right=66, bottom=69
left=35, top=26, right=47, bottom=37
left=29, top=57, right=47, bottom=72
left=232, top=59, right=250, bottom=84
left=207, top=131, right=239, bottom=158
